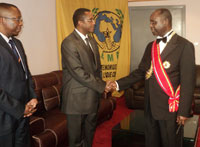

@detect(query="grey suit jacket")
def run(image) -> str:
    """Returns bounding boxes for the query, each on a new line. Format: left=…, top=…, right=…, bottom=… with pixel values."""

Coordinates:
left=61, top=30, right=106, bottom=114
left=118, top=34, right=196, bottom=120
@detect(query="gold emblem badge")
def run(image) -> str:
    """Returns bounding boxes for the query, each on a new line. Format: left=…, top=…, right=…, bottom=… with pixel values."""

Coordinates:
left=145, top=64, right=153, bottom=80
left=163, top=61, right=170, bottom=69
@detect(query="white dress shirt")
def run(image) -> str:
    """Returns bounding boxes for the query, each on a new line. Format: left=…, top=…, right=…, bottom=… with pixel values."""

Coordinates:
left=115, top=30, right=175, bottom=91
left=157, top=29, right=174, bottom=54
left=75, top=29, right=94, bottom=52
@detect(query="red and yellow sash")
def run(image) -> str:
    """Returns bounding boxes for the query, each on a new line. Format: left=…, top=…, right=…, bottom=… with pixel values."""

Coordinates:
left=151, top=41, right=180, bottom=112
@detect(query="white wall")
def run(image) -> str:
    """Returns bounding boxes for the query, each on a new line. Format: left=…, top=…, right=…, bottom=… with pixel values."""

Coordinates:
left=129, top=0, right=200, bottom=64
left=1, top=0, right=59, bottom=75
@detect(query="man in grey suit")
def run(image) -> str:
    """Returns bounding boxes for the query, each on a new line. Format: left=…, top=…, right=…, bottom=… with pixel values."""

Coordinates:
left=61, top=8, right=110, bottom=147
left=110, top=8, right=195, bottom=147
left=0, top=3, right=38, bottom=147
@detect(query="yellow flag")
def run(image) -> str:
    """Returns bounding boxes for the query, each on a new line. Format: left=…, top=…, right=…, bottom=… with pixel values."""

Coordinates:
left=56, top=0, right=131, bottom=97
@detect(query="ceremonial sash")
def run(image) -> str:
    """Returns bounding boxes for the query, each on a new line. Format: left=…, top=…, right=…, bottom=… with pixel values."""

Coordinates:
left=151, top=41, right=180, bottom=112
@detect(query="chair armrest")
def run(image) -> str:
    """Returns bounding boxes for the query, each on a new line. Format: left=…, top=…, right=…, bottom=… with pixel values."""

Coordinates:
left=97, top=97, right=116, bottom=125
left=101, top=92, right=112, bottom=99
left=132, top=80, right=145, bottom=90
left=29, top=116, right=45, bottom=136
left=32, top=129, right=56, bottom=147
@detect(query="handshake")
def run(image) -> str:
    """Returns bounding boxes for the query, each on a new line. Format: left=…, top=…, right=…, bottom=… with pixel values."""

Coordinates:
left=104, top=81, right=117, bottom=93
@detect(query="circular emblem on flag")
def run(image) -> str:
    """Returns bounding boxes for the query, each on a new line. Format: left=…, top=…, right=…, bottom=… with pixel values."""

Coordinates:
left=163, top=61, right=170, bottom=69
left=91, top=9, right=124, bottom=53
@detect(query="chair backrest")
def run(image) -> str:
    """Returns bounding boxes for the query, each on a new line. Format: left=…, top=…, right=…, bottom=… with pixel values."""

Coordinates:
left=196, top=65, right=200, bottom=88
left=32, top=70, right=62, bottom=113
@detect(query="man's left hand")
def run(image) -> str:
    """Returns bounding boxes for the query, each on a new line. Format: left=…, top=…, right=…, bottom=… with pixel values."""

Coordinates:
left=26, top=98, right=38, bottom=108
left=176, top=116, right=188, bottom=125
left=24, top=98, right=38, bottom=117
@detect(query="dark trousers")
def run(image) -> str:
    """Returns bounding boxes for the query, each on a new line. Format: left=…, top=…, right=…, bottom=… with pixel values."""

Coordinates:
left=0, top=118, right=30, bottom=147
left=67, top=113, right=97, bottom=147
left=145, top=106, right=183, bottom=147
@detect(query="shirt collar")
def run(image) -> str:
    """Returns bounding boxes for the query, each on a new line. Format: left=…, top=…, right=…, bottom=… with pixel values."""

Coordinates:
left=75, top=29, right=88, bottom=41
left=164, top=29, right=173, bottom=38
left=0, top=32, right=11, bottom=43
left=157, top=29, right=173, bottom=39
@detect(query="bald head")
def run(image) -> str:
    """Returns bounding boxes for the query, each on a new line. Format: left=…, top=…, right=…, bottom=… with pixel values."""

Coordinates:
left=154, top=8, right=172, bottom=27
left=0, top=3, right=18, bottom=16
left=150, top=8, right=172, bottom=37
left=0, top=3, right=22, bottom=37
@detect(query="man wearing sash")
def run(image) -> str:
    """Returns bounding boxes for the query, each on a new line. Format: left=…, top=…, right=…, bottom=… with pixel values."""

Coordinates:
left=110, top=8, right=195, bottom=146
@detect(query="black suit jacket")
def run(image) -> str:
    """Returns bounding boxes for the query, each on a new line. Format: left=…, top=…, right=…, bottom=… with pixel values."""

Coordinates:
left=118, top=34, right=196, bottom=120
left=0, top=35, right=36, bottom=136
left=61, top=30, right=106, bottom=114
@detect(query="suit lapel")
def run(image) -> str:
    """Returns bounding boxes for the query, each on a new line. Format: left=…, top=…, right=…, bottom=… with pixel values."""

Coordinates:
left=73, top=31, right=97, bottom=68
left=0, top=35, right=26, bottom=80
left=88, top=36, right=98, bottom=67
left=12, top=38, right=28, bottom=75
left=0, top=35, right=19, bottom=63
left=160, top=34, right=178, bottom=61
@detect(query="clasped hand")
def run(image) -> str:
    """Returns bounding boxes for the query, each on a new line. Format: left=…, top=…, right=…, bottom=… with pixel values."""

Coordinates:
left=24, top=98, right=38, bottom=117
left=104, top=81, right=117, bottom=93
left=176, top=115, right=188, bottom=125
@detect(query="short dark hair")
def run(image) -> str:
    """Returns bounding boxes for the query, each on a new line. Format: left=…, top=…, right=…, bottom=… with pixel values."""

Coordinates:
left=73, top=8, right=91, bottom=28
left=157, top=8, right=172, bottom=27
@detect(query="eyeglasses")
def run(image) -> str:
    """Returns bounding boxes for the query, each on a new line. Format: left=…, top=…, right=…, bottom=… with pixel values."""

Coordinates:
left=0, top=16, right=23, bottom=23
left=85, top=18, right=95, bottom=22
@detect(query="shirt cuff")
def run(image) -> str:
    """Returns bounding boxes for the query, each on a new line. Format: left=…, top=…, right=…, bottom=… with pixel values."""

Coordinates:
left=115, top=81, right=119, bottom=91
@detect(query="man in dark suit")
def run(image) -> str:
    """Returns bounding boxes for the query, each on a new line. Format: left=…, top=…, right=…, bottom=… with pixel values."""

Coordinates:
left=110, top=8, right=195, bottom=147
left=0, top=3, right=38, bottom=147
left=61, top=8, right=110, bottom=147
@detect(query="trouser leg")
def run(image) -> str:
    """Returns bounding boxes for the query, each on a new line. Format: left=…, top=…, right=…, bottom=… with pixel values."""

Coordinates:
left=67, top=114, right=83, bottom=147
left=84, top=113, right=97, bottom=147
left=15, top=117, right=30, bottom=147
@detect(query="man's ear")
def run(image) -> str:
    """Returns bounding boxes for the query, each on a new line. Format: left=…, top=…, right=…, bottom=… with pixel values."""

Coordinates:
left=78, top=20, right=83, bottom=27
left=164, top=18, right=169, bottom=26
left=0, top=17, right=3, bottom=24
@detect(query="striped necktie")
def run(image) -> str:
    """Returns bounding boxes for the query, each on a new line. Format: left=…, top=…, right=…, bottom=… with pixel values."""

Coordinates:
left=9, top=39, right=27, bottom=79
left=9, top=39, right=21, bottom=63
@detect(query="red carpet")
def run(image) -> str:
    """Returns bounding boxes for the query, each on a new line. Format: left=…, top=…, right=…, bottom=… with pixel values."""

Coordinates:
left=93, top=97, right=133, bottom=147
left=196, top=127, right=200, bottom=147
left=93, top=97, right=200, bottom=147
left=196, top=118, right=200, bottom=147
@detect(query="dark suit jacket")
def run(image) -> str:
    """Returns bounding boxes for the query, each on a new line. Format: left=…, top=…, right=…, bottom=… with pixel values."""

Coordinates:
left=61, top=30, right=106, bottom=114
left=0, top=35, right=36, bottom=136
left=117, top=34, right=196, bottom=120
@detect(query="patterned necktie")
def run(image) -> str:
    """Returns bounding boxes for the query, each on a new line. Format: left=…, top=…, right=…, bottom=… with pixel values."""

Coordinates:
left=85, top=38, right=95, bottom=64
left=9, top=39, right=21, bottom=63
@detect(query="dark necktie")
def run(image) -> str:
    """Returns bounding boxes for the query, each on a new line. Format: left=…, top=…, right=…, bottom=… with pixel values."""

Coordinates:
left=85, top=38, right=95, bottom=64
left=9, top=39, right=27, bottom=78
left=9, top=39, right=20, bottom=62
